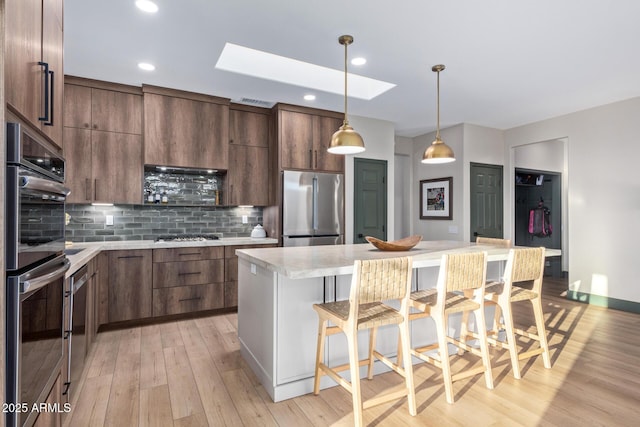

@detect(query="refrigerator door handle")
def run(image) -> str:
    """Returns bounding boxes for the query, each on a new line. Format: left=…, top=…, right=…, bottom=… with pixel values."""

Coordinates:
left=312, top=177, right=318, bottom=230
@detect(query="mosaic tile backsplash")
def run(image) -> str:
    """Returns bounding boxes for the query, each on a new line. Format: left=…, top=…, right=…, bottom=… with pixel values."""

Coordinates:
left=143, top=167, right=224, bottom=205
left=65, top=204, right=264, bottom=242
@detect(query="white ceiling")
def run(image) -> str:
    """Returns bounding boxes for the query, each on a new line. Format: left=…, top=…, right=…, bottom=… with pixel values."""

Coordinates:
left=64, top=0, right=640, bottom=137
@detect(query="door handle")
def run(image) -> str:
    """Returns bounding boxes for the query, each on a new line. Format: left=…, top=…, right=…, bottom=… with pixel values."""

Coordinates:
left=473, top=232, right=484, bottom=237
left=38, top=62, right=50, bottom=123
left=357, top=233, right=363, bottom=238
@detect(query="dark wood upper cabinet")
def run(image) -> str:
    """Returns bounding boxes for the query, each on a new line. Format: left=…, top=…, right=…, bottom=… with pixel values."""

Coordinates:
left=6, top=0, right=64, bottom=149
left=229, top=107, right=270, bottom=147
left=143, top=85, right=230, bottom=170
left=63, top=78, right=143, bottom=204
left=275, top=104, right=345, bottom=173
left=63, top=77, right=143, bottom=134
left=227, top=105, right=272, bottom=206
left=64, top=127, right=143, bottom=204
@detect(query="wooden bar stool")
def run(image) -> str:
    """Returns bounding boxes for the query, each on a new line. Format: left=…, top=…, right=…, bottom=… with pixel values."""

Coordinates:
left=407, top=251, right=493, bottom=404
left=481, top=247, right=552, bottom=379
left=312, top=257, right=416, bottom=427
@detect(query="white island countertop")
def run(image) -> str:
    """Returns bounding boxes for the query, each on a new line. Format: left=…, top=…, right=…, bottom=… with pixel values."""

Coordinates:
left=236, top=240, right=562, bottom=279
left=64, top=237, right=278, bottom=278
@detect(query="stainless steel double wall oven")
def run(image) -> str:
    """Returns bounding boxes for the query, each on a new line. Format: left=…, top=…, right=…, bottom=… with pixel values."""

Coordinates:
left=5, top=121, right=70, bottom=427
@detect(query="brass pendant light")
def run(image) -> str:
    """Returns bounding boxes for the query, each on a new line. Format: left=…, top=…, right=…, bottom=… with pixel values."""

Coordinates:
left=422, top=64, right=455, bottom=164
left=328, top=35, right=365, bottom=155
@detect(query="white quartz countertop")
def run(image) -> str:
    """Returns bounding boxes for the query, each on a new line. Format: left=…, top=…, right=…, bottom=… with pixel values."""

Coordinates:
left=236, top=240, right=562, bottom=279
left=64, top=237, right=278, bottom=278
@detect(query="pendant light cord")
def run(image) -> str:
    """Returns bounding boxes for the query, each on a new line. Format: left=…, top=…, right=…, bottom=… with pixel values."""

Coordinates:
left=436, top=69, right=441, bottom=141
left=343, top=40, right=349, bottom=126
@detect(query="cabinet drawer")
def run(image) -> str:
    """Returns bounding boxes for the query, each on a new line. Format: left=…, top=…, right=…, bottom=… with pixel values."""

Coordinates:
left=153, top=259, right=224, bottom=288
left=153, top=246, right=223, bottom=262
left=153, top=283, right=224, bottom=316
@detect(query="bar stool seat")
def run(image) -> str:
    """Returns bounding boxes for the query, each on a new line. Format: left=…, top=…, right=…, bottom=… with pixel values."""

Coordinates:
left=313, top=256, right=416, bottom=427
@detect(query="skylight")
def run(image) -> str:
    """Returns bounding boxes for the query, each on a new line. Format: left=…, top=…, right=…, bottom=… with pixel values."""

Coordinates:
left=215, top=43, right=395, bottom=101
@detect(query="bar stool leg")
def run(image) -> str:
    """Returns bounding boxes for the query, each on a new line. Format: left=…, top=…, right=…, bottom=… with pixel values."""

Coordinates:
left=399, top=321, right=417, bottom=415
left=367, top=327, right=377, bottom=380
left=474, top=306, right=494, bottom=390
left=501, top=302, right=521, bottom=379
left=347, top=328, right=363, bottom=427
left=313, top=319, right=327, bottom=395
left=531, top=297, right=552, bottom=369
left=458, top=310, right=470, bottom=356
left=435, top=316, right=455, bottom=404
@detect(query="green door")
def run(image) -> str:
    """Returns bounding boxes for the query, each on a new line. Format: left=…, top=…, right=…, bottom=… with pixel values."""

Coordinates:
left=470, top=163, right=503, bottom=241
left=354, top=158, right=387, bottom=243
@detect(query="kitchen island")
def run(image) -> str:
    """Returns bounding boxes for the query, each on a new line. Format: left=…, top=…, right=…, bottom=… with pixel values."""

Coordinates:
left=236, top=240, right=561, bottom=402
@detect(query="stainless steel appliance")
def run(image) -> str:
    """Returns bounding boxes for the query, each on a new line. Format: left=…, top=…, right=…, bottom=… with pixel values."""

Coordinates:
left=282, top=170, right=344, bottom=247
left=5, top=121, right=70, bottom=427
left=64, top=265, right=88, bottom=403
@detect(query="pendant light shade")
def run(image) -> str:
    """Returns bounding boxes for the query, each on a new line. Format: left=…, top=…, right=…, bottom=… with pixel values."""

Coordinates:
left=328, top=35, right=365, bottom=155
left=422, top=64, right=455, bottom=164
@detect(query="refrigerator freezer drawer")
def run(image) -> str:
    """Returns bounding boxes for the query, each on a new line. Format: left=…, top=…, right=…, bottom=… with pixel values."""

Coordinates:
left=283, top=235, right=343, bottom=247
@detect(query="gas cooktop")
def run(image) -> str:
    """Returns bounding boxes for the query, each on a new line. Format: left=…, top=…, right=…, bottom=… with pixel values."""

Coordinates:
left=155, top=234, right=220, bottom=242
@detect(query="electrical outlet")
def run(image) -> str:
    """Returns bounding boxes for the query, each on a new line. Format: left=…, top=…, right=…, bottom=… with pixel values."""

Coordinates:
left=242, top=215, right=248, bottom=224
left=106, top=215, right=114, bottom=226
left=250, top=263, right=257, bottom=275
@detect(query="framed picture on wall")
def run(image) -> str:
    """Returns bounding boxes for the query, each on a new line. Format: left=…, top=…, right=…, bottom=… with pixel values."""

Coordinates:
left=420, top=177, right=452, bottom=220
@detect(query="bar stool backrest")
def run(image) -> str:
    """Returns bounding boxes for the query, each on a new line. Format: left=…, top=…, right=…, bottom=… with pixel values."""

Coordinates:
left=351, top=257, right=412, bottom=305
left=476, top=237, right=513, bottom=247
left=441, top=252, right=487, bottom=293
left=505, top=247, right=545, bottom=291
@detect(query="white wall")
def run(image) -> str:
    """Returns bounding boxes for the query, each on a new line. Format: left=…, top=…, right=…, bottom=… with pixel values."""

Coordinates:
left=344, top=115, right=397, bottom=243
left=412, top=124, right=464, bottom=240
left=394, top=136, right=413, bottom=238
left=505, top=97, right=640, bottom=303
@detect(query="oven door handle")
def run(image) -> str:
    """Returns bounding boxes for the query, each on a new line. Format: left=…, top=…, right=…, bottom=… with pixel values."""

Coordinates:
left=20, top=174, right=70, bottom=198
left=20, top=258, right=71, bottom=294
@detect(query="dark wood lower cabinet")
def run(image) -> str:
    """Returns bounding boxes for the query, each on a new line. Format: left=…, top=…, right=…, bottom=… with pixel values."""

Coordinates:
left=151, top=246, right=225, bottom=317
left=152, top=283, right=225, bottom=316
left=107, top=250, right=152, bottom=323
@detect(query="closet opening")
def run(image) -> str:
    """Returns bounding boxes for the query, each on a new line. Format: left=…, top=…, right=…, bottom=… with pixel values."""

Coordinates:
left=514, top=168, right=562, bottom=278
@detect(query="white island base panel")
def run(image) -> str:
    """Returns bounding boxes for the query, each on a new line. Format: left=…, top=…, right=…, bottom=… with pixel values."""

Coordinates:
left=237, top=241, right=561, bottom=402
left=238, top=262, right=423, bottom=402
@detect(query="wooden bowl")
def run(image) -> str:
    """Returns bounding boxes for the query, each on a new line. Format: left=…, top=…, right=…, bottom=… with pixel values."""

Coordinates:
left=365, top=235, right=422, bottom=251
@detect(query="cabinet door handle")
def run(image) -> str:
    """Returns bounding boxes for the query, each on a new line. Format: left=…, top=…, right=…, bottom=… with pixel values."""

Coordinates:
left=229, top=185, right=233, bottom=205
left=309, top=149, right=313, bottom=168
left=45, top=69, right=54, bottom=126
left=314, top=150, right=318, bottom=169
left=179, top=297, right=202, bottom=302
left=178, top=272, right=201, bottom=276
left=178, top=252, right=201, bottom=256
left=117, top=255, right=143, bottom=259
left=38, top=62, right=50, bottom=123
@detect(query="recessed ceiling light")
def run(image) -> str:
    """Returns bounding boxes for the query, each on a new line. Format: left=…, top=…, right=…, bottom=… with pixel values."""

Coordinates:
left=304, top=94, right=316, bottom=101
left=135, top=0, right=158, bottom=13
left=215, top=43, right=395, bottom=100
left=138, top=62, right=155, bottom=71
left=351, top=57, right=367, bottom=66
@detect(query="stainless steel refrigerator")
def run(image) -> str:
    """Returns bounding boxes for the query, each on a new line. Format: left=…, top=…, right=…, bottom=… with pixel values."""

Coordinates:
left=282, top=170, right=344, bottom=247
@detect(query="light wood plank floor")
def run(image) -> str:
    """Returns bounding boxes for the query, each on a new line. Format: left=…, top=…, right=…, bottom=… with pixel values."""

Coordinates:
left=65, top=278, right=640, bottom=426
